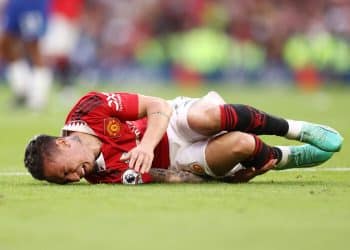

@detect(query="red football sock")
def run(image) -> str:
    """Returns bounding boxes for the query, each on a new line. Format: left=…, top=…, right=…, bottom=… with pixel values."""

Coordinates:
left=219, top=104, right=289, bottom=136
left=241, top=135, right=282, bottom=169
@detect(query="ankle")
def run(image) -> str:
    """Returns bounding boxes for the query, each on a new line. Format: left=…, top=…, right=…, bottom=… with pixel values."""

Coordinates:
left=286, top=120, right=302, bottom=139
left=275, top=146, right=291, bottom=169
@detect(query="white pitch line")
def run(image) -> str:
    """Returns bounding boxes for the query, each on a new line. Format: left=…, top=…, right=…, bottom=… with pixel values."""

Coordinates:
left=0, top=172, right=30, bottom=176
left=281, top=167, right=350, bottom=172
left=0, top=168, right=350, bottom=176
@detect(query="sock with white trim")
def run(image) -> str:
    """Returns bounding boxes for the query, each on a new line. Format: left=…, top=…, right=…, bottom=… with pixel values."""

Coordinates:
left=285, top=120, right=303, bottom=139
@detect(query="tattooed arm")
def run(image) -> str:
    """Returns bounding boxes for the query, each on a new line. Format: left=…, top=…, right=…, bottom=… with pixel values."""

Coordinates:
left=149, top=168, right=211, bottom=183
left=148, top=159, right=276, bottom=184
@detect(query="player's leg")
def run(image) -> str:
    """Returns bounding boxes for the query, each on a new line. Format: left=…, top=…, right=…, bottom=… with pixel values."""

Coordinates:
left=174, top=131, right=333, bottom=178
left=187, top=92, right=343, bottom=152
left=220, top=104, right=343, bottom=152
left=174, top=132, right=260, bottom=177
left=1, top=33, right=31, bottom=106
left=25, top=39, right=52, bottom=110
left=205, top=133, right=332, bottom=175
left=171, top=95, right=333, bottom=177
left=204, top=132, right=282, bottom=176
left=1, top=0, right=31, bottom=106
left=41, top=13, right=80, bottom=93
left=21, top=1, right=52, bottom=110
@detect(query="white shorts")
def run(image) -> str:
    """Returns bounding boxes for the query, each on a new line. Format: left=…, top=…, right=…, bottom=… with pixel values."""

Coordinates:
left=166, top=92, right=226, bottom=177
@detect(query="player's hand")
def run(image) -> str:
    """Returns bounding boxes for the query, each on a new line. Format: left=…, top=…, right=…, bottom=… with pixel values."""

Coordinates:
left=221, top=159, right=277, bottom=183
left=120, top=145, right=154, bottom=174
left=253, top=159, right=277, bottom=175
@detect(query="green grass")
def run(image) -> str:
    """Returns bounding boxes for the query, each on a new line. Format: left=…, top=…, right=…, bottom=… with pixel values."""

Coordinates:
left=0, top=83, right=350, bottom=250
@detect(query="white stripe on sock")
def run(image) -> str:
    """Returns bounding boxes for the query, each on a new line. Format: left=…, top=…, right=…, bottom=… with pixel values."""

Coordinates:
left=276, top=146, right=291, bottom=168
left=286, top=120, right=302, bottom=139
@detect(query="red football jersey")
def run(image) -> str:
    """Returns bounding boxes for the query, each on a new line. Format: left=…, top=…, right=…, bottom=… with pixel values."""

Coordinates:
left=51, top=0, right=83, bottom=20
left=61, top=92, right=170, bottom=184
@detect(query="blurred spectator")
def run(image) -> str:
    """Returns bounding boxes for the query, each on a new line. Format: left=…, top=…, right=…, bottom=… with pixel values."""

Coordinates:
left=41, top=0, right=84, bottom=93
left=2, top=0, right=350, bottom=85
left=0, top=0, right=52, bottom=110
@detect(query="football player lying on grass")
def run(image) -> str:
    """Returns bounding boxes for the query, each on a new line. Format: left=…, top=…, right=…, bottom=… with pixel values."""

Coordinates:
left=24, top=91, right=343, bottom=184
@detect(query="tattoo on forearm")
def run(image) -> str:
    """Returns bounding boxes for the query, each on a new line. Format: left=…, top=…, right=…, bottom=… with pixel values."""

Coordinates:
left=149, top=168, right=210, bottom=183
left=149, top=111, right=170, bottom=119
left=149, top=167, right=258, bottom=184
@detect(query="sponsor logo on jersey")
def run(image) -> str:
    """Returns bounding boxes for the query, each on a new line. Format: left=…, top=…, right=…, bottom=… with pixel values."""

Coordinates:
left=102, top=93, right=123, bottom=111
left=104, top=118, right=121, bottom=137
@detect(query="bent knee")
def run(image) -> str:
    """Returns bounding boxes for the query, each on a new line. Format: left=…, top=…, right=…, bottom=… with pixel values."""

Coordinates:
left=205, top=91, right=225, bottom=104
left=188, top=104, right=221, bottom=134
left=228, top=132, right=255, bottom=157
left=205, top=132, right=255, bottom=176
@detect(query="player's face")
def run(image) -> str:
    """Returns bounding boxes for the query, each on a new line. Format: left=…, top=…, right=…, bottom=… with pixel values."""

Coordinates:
left=43, top=136, right=96, bottom=184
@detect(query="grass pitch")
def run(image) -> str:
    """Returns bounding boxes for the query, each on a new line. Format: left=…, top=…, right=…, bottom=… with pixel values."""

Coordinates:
left=0, top=83, right=349, bottom=250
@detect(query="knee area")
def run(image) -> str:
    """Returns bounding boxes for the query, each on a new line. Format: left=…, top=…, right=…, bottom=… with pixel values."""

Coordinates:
left=204, top=106, right=221, bottom=128
left=188, top=105, right=221, bottom=132
left=228, top=133, right=255, bottom=156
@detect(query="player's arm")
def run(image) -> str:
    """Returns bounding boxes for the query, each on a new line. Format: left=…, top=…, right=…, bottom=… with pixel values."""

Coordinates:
left=149, top=168, right=211, bottom=183
left=149, top=160, right=274, bottom=183
left=122, top=159, right=275, bottom=184
left=122, top=94, right=172, bottom=174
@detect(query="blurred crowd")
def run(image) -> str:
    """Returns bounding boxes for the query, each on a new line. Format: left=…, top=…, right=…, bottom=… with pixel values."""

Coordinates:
left=2, top=0, right=350, bottom=86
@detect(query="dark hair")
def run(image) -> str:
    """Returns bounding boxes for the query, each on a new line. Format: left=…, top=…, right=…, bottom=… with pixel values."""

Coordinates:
left=24, top=135, right=59, bottom=181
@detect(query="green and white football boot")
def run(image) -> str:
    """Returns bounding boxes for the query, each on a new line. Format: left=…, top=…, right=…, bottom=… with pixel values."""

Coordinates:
left=275, top=144, right=333, bottom=170
left=287, top=120, right=343, bottom=152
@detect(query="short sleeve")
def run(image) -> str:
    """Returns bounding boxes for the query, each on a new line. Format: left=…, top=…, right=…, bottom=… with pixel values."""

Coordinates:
left=65, top=91, right=140, bottom=123
left=95, top=92, right=139, bottom=120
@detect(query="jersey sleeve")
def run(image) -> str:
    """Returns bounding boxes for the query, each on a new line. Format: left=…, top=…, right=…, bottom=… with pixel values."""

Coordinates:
left=95, top=92, right=139, bottom=120
left=65, top=91, right=140, bottom=123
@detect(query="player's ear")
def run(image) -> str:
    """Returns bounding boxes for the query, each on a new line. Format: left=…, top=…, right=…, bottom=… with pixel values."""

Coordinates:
left=56, top=137, right=70, bottom=148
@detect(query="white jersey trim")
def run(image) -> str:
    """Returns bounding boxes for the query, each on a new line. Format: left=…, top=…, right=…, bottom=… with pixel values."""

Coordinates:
left=61, top=120, right=97, bottom=136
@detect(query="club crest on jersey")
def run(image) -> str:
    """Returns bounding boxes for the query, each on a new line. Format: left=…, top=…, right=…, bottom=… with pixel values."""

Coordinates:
left=104, top=118, right=121, bottom=137
left=190, top=163, right=205, bottom=175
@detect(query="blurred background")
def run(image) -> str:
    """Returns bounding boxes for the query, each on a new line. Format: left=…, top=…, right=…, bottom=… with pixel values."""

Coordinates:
left=1, top=0, right=350, bottom=94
